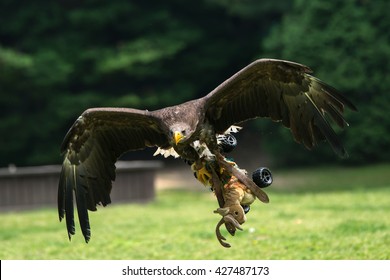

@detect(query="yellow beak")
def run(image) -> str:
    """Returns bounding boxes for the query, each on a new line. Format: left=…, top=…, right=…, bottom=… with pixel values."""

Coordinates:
left=173, top=131, right=184, bottom=145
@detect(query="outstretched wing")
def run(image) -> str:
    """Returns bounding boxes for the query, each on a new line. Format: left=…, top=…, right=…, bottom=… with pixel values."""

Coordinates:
left=203, top=59, right=357, bottom=157
left=58, top=107, right=169, bottom=242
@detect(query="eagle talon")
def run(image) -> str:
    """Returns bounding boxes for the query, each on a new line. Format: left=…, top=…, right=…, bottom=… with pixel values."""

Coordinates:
left=224, top=158, right=236, bottom=166
left=192, top=162, right=213, bottom=186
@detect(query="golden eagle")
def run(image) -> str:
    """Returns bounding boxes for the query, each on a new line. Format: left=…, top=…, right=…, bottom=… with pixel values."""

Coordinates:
left=58, top=59, right=357, bottom=243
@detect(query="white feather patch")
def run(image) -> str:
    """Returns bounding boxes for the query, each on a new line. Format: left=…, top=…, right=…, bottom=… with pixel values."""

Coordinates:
left=224, top=125, right=242, bottom=134
left=153, top=147, right=180, bottom=158
left=191, top=140, right=215, bottom=160
left=153, top=125, right=242, bottom=160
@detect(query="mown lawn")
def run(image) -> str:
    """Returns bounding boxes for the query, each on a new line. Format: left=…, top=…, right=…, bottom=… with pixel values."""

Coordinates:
left=1, top=164, right=389, bottom=259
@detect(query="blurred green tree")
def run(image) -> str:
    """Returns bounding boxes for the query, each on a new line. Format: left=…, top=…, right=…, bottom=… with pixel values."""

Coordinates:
left=2, top=0, right=388, bottom=167
left=259, top=0, right=390, bottom=165
left=0, top=0, right=288, bottom=166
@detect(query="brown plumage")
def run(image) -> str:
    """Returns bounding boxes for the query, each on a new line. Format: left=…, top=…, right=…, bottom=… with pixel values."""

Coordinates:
left=58, top=59, right=357, bottom=242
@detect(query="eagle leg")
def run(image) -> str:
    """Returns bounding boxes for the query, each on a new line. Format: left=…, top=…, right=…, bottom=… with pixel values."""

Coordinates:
left=192, top=160, right=213, bottom=186
left=215, top=152, right=269, bottom=203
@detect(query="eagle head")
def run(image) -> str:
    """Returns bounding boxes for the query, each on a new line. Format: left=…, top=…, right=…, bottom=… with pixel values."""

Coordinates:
left=169, top=122, right=192, bottom=146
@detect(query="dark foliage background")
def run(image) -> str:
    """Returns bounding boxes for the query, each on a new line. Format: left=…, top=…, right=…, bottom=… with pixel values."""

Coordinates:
left=0, top=0, right=388, bottom=167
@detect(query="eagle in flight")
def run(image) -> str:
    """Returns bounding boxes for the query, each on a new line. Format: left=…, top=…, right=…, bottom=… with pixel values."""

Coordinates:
left=58, top=59, right=357, bottom=243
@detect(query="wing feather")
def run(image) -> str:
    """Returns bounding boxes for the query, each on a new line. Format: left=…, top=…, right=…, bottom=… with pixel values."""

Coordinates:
left=203, top=59, right=357, bottom=157
left=58, top=107, right=168, bottom=242
left=65, top=165, right=76, bottom=238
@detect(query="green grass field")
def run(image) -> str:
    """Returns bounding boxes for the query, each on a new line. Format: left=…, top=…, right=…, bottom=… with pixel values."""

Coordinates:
left=1, top=164, right=389, bottom=259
